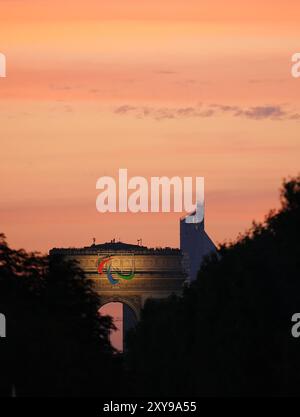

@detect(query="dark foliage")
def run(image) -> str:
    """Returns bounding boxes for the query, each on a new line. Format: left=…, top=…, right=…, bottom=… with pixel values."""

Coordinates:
left=126, top=176, right=300, bottom=396
left=0, top=239, right=119, bottom=396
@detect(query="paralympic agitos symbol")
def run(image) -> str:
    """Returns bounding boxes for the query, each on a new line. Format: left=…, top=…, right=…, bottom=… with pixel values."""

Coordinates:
left=97, top=256, right=135, bottom=285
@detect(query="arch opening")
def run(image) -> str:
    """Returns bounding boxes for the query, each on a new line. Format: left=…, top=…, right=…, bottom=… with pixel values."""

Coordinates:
left=99, top=301, right=138, bottom=352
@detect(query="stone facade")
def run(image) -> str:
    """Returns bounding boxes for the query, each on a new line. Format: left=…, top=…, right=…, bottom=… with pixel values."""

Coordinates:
left=50, top=242, right=186, bottom=320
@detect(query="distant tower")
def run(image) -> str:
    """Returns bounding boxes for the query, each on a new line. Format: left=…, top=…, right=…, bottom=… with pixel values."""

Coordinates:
left=180, top=202, right=216, bottom=282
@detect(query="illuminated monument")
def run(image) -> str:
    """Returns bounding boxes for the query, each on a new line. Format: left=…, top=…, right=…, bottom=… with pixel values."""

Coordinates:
left=50, top=210, right=216, bottom=344
left=50, top=241, right=186, bottom=338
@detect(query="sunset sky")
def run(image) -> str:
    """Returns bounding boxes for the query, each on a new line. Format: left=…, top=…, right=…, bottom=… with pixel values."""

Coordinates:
left=1, top=0, right=300, bottom=253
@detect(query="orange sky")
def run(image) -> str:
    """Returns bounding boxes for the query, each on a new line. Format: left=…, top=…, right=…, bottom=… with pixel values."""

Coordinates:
left=0, top=0, right=300, bottom=253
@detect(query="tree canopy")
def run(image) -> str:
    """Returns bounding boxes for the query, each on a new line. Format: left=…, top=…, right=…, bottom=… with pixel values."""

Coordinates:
left=126, top=176, right=300, bottom=396
left=0, top=237, right=118, bottom=396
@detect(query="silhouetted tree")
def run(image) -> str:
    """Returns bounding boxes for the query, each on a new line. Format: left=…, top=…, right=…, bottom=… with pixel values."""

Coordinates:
left=0, top=236, right=118, bottom=396
left=126, top=175, right=300, bottom=396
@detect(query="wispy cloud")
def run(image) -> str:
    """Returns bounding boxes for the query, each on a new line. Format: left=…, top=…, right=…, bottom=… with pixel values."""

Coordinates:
left=114, top=103, right=300, bottom=121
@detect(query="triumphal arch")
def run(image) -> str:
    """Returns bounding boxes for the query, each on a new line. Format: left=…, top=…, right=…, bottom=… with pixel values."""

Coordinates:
left=50, top=241, right=186, bottom=336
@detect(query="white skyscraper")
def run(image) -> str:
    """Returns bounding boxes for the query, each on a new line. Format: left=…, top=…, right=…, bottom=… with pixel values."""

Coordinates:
left=180, top=204, right=216, bottom=282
